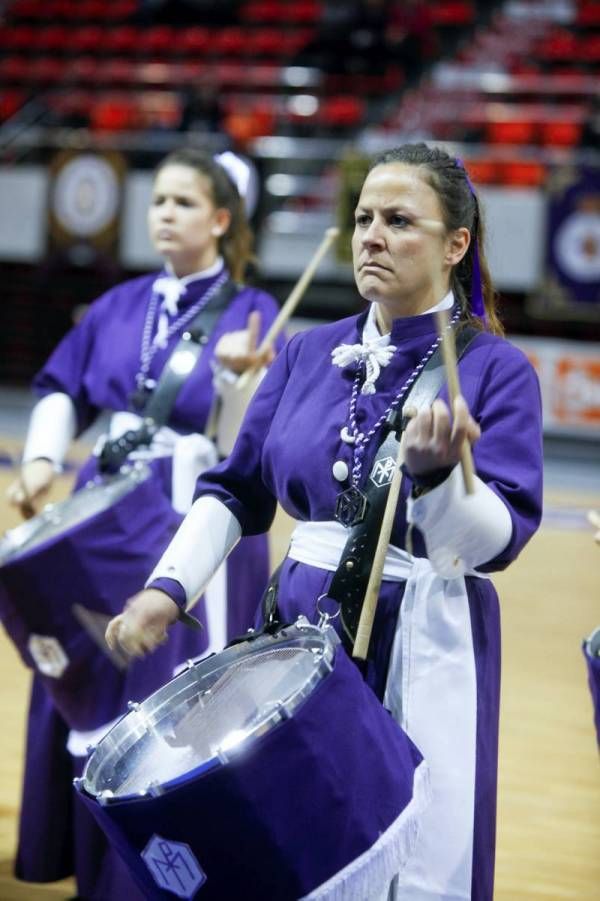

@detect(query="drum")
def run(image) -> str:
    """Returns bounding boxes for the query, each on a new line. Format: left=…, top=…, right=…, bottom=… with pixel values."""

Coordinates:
left=75, top=618, right=429, bottom=900
left=0, top=463, right=207, bottom=732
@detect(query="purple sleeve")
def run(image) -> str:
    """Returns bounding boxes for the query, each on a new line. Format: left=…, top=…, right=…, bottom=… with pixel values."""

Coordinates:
left=32, top=291, right=111, bottom=433
left=147, top=577, right=188, bottom=610
left=470, top=340, right=544, bottom=571
left=194, top=333, right=301, bottom=535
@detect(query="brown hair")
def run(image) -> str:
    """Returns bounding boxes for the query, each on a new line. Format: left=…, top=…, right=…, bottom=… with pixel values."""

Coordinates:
left=369, top=143, right=503, bottom=335
left=155, top=148, right=253, bottom=282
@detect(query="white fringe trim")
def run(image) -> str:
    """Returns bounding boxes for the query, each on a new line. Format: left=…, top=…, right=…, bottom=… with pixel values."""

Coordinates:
left=301, top=759, right=431, bottom=901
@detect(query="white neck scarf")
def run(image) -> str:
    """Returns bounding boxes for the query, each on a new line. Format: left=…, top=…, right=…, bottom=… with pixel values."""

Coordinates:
left=331, top=292, right=454, bottom=395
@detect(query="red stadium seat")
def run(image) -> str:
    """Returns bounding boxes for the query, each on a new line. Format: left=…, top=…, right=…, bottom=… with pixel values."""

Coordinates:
left=537, top=30, right=579, bottom=61
left=34, top=25, right=69, bottom=53
left=71, top=26, right=106, bottom=55
left=500, top=161, right=547, bottom=187
left=137, top=26, right=177, bottom=57
left=240, top=1, right=280, bottom=22
left=486, top=119, right=537, bottom=145
left=0, top=55, right=30, bottom=82
left=0, top=90, right=26, bottom=121
left=580, top=34, right=600, bottom=63
left=578, top=2, right=600, bottom=25
left=285, top=1, right=321, bottom=24
left=539, top=119, right=583, bottom=147
left=212, top=28, right=246, bottom=58
left=8, top=25, right=37, bottom=52
left=430, top=1, right=474, bottom=26
left=319, top=95, right=365, bottom=129
left=103, top=26, right=139, bottom=56
left=463, top=159, right=500, bottom=185
left=90, top=93, right=139, bottom=131
left=180, top=27, right=211, bottom=56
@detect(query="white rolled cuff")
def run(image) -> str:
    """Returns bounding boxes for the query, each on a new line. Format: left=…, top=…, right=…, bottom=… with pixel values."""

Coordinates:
left=146, top=495, right=241, bottom=610
left=22, top=392, right=77, bottom=467
left=406, top=466, right=513, bottom=579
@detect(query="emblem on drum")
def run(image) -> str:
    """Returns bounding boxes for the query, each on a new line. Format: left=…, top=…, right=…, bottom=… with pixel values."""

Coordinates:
left=370, top=455, right=397, bottom=487
left=27, top=634, right=69, bottom=678
left=142, top=835, right=206, bottom=898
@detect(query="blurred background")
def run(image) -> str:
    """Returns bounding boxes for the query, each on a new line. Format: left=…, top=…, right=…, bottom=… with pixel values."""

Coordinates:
left=0, top=0, right=598, bottom=898
left=0, top=0, right=598, bottom=381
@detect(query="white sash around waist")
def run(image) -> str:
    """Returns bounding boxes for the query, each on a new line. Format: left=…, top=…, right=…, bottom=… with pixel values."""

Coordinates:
left=288, top=519, right=489, bottom=582
left=288, top=519, right=418, bottom=581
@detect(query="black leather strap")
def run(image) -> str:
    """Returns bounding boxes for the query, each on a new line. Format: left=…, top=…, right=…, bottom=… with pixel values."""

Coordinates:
left=98, top=279, right=237, bottom=473
left=329, top=324, right=479, bottom=651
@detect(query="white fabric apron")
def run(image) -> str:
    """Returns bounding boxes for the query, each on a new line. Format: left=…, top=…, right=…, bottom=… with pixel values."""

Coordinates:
left=289, top=520, right=488, bottom=900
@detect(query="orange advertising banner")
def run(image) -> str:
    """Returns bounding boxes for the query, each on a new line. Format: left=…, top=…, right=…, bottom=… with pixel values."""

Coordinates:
left=511, top=337, right=600, bottom=434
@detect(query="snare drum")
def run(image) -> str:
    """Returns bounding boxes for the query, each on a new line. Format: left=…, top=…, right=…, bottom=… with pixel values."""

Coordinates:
left=76, top=618, right=429, bottom=900
left=0, top=463, right=208, bottom=732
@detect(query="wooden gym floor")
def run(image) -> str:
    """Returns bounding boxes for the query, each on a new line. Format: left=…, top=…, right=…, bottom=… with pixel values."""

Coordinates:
left=0, top=435, right=598, bottom=900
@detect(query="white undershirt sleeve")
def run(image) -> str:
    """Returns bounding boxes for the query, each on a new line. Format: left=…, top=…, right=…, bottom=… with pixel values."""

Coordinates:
left=146, top=495, right=242, bottom=610
left=22, top=392, right=77, bottom=467
left=406, top=466, right=513, bottom=579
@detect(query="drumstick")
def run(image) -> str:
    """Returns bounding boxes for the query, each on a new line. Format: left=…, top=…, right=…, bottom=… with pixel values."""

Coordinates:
left=353, top=426, right=409, bottom=661
left=434, top=309, right=475, bottom=495
left=237, top=226, right=340, bottom=389
left=18, top=476, right=36, bottom=520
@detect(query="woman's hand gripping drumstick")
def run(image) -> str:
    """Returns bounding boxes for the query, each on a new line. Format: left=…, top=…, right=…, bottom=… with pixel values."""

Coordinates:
left=433, top=308, right=476, bottom=495
left=214, top=310, right=275, bottom=375
left=6, top=458, right=56, bottom=519
left=353, top=413, right=414, bottom=661
left=105, top=588, right=180, bottom=658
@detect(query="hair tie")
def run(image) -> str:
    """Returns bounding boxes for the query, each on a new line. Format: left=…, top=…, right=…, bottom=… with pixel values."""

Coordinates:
left=456, top=159, right=486, bottom=321
left=214, top=151, right=259, bottom=216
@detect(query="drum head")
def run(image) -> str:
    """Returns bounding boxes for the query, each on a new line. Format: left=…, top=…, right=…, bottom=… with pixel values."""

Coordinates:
left=0, top=463, right=151, bottom=565
left=81, top=619, right=337, bottom=802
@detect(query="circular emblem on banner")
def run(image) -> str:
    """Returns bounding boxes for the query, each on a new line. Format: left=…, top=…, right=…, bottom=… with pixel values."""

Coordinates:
left=554, top=211, right=600, bottom=283
left=51, top=153, right=120, bottom=238
left=541, top=167, right=600, bottom=311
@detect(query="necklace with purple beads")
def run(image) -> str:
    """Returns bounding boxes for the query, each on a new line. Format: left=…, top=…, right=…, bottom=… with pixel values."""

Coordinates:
left=332, top=307, right=461, bottom=525
left=130, top=270, right=228, bottom=411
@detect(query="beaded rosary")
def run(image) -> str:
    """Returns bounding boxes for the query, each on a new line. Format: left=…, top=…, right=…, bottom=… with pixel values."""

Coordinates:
left=129, top=271, right=228, bottom=411
left=331, top=307, right=461, bottom=525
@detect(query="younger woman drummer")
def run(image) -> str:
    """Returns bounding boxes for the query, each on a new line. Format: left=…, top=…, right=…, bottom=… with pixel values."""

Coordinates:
left=6, top=148, right=281, bottom=900
left=108, top=143, right=544, bottom=899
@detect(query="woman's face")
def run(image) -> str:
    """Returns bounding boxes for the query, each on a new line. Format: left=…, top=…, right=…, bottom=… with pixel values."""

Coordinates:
left=352, top=162, right=468, bottom=319
left=148, top=163, right=231, bottom=277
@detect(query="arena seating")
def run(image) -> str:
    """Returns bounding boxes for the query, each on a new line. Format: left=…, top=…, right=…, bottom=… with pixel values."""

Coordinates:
left=0, top=0, right=490, bottom=134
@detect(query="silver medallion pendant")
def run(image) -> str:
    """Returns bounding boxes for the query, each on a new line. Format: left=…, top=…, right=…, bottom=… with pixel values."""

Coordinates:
left=334, top=485, right=368, bottom=527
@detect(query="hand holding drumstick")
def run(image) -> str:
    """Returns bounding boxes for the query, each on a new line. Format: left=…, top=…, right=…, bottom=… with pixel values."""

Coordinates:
left=353, top=313, right=480, bottom=660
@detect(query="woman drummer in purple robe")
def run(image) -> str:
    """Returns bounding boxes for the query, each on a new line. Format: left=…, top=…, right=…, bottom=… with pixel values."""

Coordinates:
left=6, top=149, right=281, bottom=900
left=108, top=143, right=544, bottom=900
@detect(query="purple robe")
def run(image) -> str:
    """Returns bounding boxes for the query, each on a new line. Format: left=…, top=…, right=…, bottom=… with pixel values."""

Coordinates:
left=195, top=306, right=544, bottom=900
left=15, top=269, right=281, bottom=899
left=583, top=635, right=600, bottom=746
